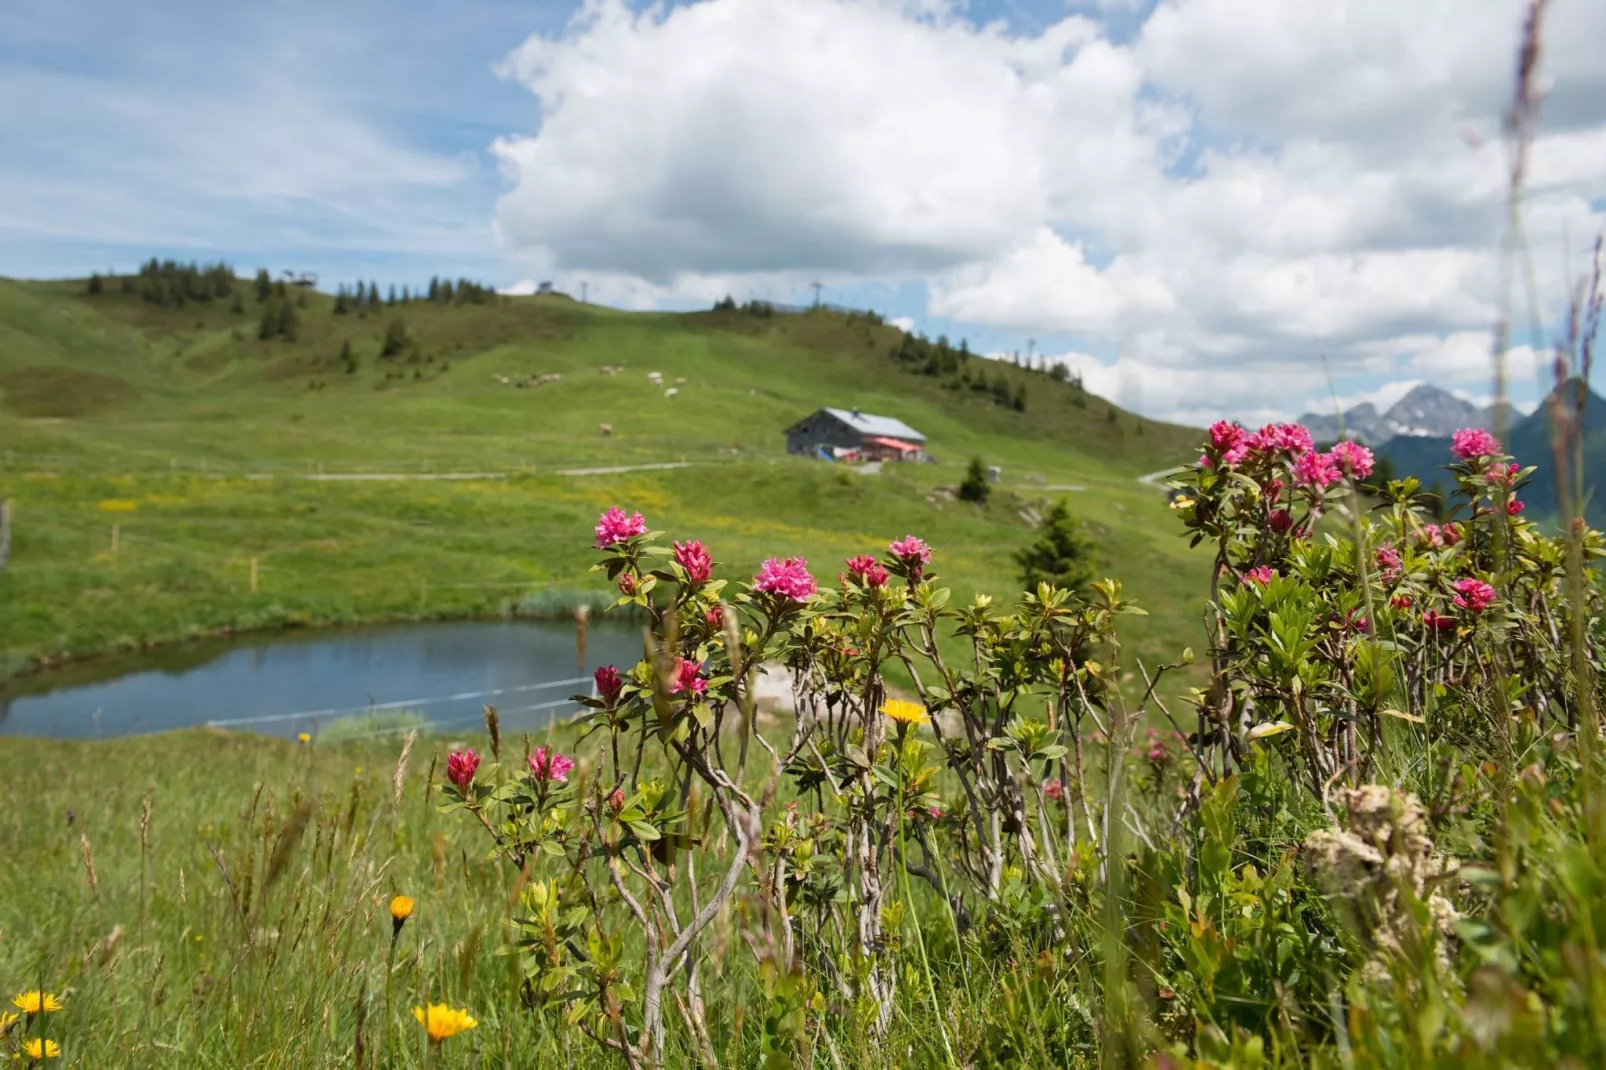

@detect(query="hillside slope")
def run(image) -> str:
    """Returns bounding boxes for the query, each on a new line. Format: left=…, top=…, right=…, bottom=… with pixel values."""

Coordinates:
left=0, top=271, right=1211, bottom=677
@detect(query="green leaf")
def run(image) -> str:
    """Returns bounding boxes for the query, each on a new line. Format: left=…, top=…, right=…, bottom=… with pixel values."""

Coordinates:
left=628, top=820, right=662, bottom=842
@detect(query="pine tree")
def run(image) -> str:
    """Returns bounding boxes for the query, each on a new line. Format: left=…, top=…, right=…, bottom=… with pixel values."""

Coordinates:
left=334, top=287, right=349, bottom=315
left=87, top=273, right=103, bottom=295
left=387, top=284, right=397, bottom=305
left=278, top=298, right=299, bottom=340
left=229, top=292, right=244, bottom=315
left=381, top=317, right=408, bottom=358
left=259, top=297, right=282, bottom=339
left=340, top=340, right=357, bottom=374
left=401, top=286, right=411, bottom=304
left=958, top=456, right=991, bottom=504
left=254, top=269, right=272, bottom=303
left=1013, top=500, right=1096, bottom=595
left=428, top=277, right=440, bottom=302
left=440, top=279, right=455, bottom=303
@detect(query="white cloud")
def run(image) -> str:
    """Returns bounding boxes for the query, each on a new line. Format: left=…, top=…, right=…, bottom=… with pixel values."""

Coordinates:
left=482, top=0, right=1606, bottom=424
left=890, top=315, right=916, bottom=333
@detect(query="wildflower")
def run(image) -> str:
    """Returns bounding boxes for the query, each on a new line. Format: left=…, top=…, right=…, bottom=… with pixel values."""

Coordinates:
left=22, top=1038, right=59, bottom=1060
left=608, top=787, right=626, bottom=811
left=671, top=658, right=708, bottom=697
left=1442, top=523, right=1463, bottom=546
left=414, top=1003, right=478, bottom=1045
left=593, top=506, right=647, bottom=549
left=297, top=732, right=311, bottom=744
left=1485, top=462, right=1519, bottom=488
left=1390, top=594, right=1413, bottom=610
left=888, top=535, right=932, bottom=565
left=11, top=992, right=62, bottom=1015
left=617, top=572, right=638, bottom=596
left=1423, top=609, right=1457, bottom=631
left=1419, top=524, right=1444, bottom=549
left=1451, top=428, right=1500, bottom=460
left=1507, top=498, right=1525, bottom=515
left=0, top=1012, right=15, bottom=1031
left=1452, top=578, right=1497, bottom=614
left=754, top=557, right=817, bottom=602
left=1241, top=566, right=1276, bottom=586
left=390, top=895, right=414, bottom=937
left=594, top=664, right=623, bottom=700
left=844, top=554, right=889, bottom=588
left=1375, top=544, right=1402, bottom=580
left=1169, top=495, right=1195, bottom=510
left=1293, top=450, right=1339, bottom=489
left=446, top=748, right=479, bottom=793
left=927, top=805, right=943, bottom=820
left=1247, top=422, right=1314, bottom=456
left=528, top=746, right=575, bottom=783
left=704, top=605, right=726, bottom=632
left=1208, top=420, right=1246, bottom=453
left=1042, top=779, right=1064, bottom=802
left=880, top=699, right=930, bottom=726
left=1329, top=440, right=1374, bottom=480
left=672, top=540, right=712, bottom=583
left=1268, top=509, right=1293, bottom=534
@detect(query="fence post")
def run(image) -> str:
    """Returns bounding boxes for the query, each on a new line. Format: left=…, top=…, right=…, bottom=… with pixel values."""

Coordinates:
left=250, top=557, right=259, bottom=593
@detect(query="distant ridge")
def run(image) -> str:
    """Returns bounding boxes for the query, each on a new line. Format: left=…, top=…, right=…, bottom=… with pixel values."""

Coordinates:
left=1298, top=383, right=1505, bottom=445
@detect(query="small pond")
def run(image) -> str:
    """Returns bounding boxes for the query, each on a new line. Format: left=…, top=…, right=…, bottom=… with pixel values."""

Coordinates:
left=0, top=620, right=645, bottom=740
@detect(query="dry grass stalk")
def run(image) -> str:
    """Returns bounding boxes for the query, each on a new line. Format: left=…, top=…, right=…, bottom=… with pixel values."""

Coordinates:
left=80, top=833, right=100, bottom=901
left=394, top=730, right=417, bottom=808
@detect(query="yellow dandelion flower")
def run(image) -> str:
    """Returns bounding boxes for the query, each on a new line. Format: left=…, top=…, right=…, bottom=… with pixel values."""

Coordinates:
left=11, top=992, right=63, bottom=1015
left=23, top=1037, right=60, bottom=1059
left=414, top=1003, right=478, bottom=1044
left=880, top=699, right=930, bottom=726
left=390, top=894, right=415, bottom=936
left=0, top=1011, right=17, bottom=1030
left=1169, top=495, right=1195, bottom=510
left=297, top=732, right=311, bottom=744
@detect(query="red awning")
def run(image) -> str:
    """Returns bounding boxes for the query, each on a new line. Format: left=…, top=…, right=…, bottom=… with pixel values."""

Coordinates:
left=862, top=436, right=921, bottom=452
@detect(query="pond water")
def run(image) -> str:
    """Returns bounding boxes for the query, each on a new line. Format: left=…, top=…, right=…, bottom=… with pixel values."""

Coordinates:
left=0, top=620, right=645, bottom=741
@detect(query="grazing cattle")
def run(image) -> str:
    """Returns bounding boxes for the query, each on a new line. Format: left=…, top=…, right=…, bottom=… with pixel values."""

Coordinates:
left=648, top=371, right=664, bottom=386
left=598, top=423, right=613, bottom=436
left=665, top=387, right=679, bottom=398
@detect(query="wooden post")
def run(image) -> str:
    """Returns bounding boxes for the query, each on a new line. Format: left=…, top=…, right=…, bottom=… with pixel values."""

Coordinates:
left=111, top=523, right=120, bottom=557
left=250, top=557, right=259, bottom=593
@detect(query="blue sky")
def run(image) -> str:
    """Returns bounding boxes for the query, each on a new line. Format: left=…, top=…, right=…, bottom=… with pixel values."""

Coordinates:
left=4, top=0, right=1603, bottom=426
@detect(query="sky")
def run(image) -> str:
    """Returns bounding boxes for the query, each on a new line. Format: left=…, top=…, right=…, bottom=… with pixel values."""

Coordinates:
left=3, top=0, right=1604, bottom=427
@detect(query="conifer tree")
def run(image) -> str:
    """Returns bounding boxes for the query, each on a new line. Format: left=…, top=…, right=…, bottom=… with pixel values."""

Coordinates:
left=254, top=269, right=272, bottom=303
left=958, top=456, right=991, bottom=504
left=1013, top=499, right=1095, bottom=595
left=87, top=273, right=103, bottom=295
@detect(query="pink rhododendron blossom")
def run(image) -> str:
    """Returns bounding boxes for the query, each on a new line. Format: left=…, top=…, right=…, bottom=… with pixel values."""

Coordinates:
left=1423, top=609, right=1457, bottom=631
left=447, top=748, right=480, bottom=792
left=1375, top=544, right=1402, bottom=579
left=1248, top=422, right=1315, bottom=455
left=617, top=572, right=638, bottom=596
left=1208, top=420, right=1246, bottom=452
left=888, top=535, right=932, bottom=565
left=754, top=557, right=817, bottom=602
left=594, top=665, right=622, bottom=700
left=1268, top=509, right=1294, bottom=534
left=1294, top=450, right=1340, bottom=489
left=673, top=540, right=712, bottom=583
left=1442, top=523, right=1463, bottom=546
left=1507, top=498, right=1525, bottom=515
left=528, top=746, right=575, bottom=783
left=1451, top=428, right=1501, bottom=460
left=844, top=554, right=889, bottom=588
left=1391, top=594, right=1413, bottom=610
left=705, top=605, right=725, bottom=631
left=1329, top=440, right=1374, bottom=480
left=1452, top=578, right=1497, bottom=614
left=593, top=507, right=647, bottom=549
left=671, top=657, right=708, bottom=696
left=1042, top=779, right=1064, bottom=802
left=608, top=788, right=626, bottom=811
left=1419, top=524, right=1444, bottom=550
left=1242, top=566, right=1276, bottom=586
left=1486, top=463, right=1519, bottom=488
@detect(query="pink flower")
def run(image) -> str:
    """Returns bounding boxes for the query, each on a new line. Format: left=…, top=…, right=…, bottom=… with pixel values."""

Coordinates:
left=1329, top=440, right=1374, bottom=480
left=844, top=554, right=889, bottom=588
left=1241, top=566, right=1276, bottom=586
left=671, top=657, right=708, bottom=697
left=888, top=535, right=932, bottom=565
left=1451, top=428, right=1501, bottom=460
left=1248, top=423, right=1315, bottom=456
left=705, top=604, right=725, bottom=631
left=447, top=748, right=480, bottom=793
left=1391, top=594, right=1413, bottom=610
left=1485, top=463, right=1519, bottom=488
left=1452, top=578, right=1497, bottom=614
left=1442, top=523, right=1463, bottom=547
left=1208, top=420, right=1246, bottom=452
left=673, top=540, right=712, bottom=583
left=608, top=788, right=626, bottom=811
left=754, top=557, right=817, bottom=602
left=1419, top=524, right=1444, bottom=550
left=1423, top=609, right=1457, bottom=632
left=1221, top=443, right=1252, bottom=467
left=1507, top=498, right=1525, bottom=515
left=1269, top=509, right=1294, bottom=534
left=594, top=506, right=647, bottom=549
left=1294, top=450, right=1340, bottom=489
left=594, top=664, right=622, bottom=700
left=617, top=572, right=638, bottom=596
left=529, top=746, right=575, bottom=783
left=927, top=805, right=943, bottom=820
left=1042, top=779, right=1064, bottom=802
left=1375, top=544, right=1402, bottom=580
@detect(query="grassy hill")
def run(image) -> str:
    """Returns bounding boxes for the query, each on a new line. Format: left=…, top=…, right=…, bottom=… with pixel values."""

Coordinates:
left=0, top=269, right=1211, bottom=679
